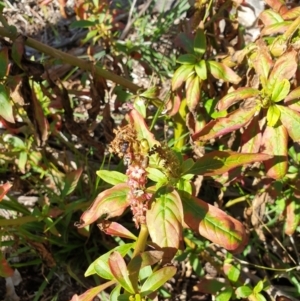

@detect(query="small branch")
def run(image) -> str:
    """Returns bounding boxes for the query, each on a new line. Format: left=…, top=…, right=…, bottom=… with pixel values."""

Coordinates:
left=0, top=26, right=140, bottom=93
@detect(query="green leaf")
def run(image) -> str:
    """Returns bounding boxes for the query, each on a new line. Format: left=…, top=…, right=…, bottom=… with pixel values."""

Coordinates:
left=195, top=60, right=207, bottom=80
left=193, top=28, right=206, bottom=57
left=278, top=105, right=300, bottom=141
left=70, top=20, right=96, bottom=28
left=223, top=263, right=240, bottom=283
left=254, top=293, right=267, bottom=301
left=97, top=170, right=128, bottom=185
left=207, top=61, right=241, bottom=84
left=188, top=151, right=272, bottom=176
left=133, top=97, right=146, bottom=118
left=176, top=54, right=197, bottom=65
left=85, top=243, right=134, bottom=279
left=267, top=104, right=281, bottom=126
left=146, top=167, right=167, bottom=183
left=109, top=251, right=135, bottom=294
left=180, top=191, right=249, bottom=253
left=253, top=280, right=264, bottom=294
left=259, top=9, right=284, bottom=26
left=0, top=47, right=9, bottom=79
left=271, top=79, right=290, bottom=102
left=62, top=168, right=83, bottom=197
left=216, top=286, right=233, bottom=301
left=0, top=84, right=14, bottom=123
left=235, top=285, right=253, bottom=298
left=186, top=75, right=201, bottom=111
left=18, top=151, right=27, bottom=174
left=146, top=187, right=183, bottom=248
left=141, top=266, right=176, bottom=296
left=172, top=64, right=195, bottom=91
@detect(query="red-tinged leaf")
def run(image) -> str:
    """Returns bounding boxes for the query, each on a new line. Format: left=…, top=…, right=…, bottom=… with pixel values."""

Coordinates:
left=264, top=0, right=288, bottom=14
left=241, top=114, right=262, bottom=153
left=284, top=197, right=300, bottom=236
left=78, top=183, right=130, bottom=227
left=196, top=278, right=224, bottom=294
left=186, top=75, right=201, bottom=111
left=0, top=47, right=9, bottom=79
left=174, top=32, right=194, bottom=53
left=98, top=221, right=137, bottom=240
left=188, top=151, right=272, bottom=176
left=0, top=182, right=12, bottom=201
left=141, top=266, right=176, bottom=295
left=284, top=87, right=300, bottom=112
left=261, top=21, right=292, bottom=36
left=261, top=123, right=288, bottom=179
left=217, top=88, right=260, bottom=111
left=146, top=187, right=183, bottom=249
left=172, top=64, right=195, bottom=91
left=180, top=192, right=249, bottom=253
left=194, top=28, right=206, bottom=57
left=267, top=104, right=281, bottom=126
left=259, top=9, right=284, bottom=26
left=282, top=7, right=300, bottom=20
left=271, top=79, right=290, bottom=102
left=86, top=244, right=134, bottom=279
left=283, top=15, right=300, bottom=40
left=193, top=107, right=257, bottom=141
left=62, top=167, right=83, bottom=197
left=0, top=84, right=14, bottom=123
left=109, top=251, right=135, bottom=294
left=165, top=91, right=181, bottom=116
left=267, top=50, right=297, bottom=92
left=278, top=105, right=300, bottom=141
left=207, top=61, right=241, bottom=84
left=0, top=253, right=14, bottom=277
left=128, top=109, right=158, bottom=148
left=11, top=35, right=26, bottom=68
left=69, top=281, right=115, bottom=301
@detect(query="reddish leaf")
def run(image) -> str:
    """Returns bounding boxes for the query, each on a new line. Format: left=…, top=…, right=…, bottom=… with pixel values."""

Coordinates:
left=259, top=9, right=284, bottom=26
left=207, top=61, right=241, bottom=84
left=193, top=107, right=257, bottom=141
left=264, top=0, right=288, bottom=14
left=0, top=253, right=14, bottom=277
left=146, top=187, right=183, bottom=249
left=78, top=183, right=131, bottom=227
left=241, top=114, right=262, bottom=153
left=188, top=151, right=272, bottom=176
left=0, top=47, right=9, bottom=79
left=98, top=221, right=137, bottom=240
left=0, top=182, right=12, bottom=201
left=165, top=91, right=181, bottom=116
left=261, top=21, right=292, bottom=36
left=267, top=50, right=297, bottom=92
left=278, top=105, right=300, bottom=141
left=172, top=64, right=195, bottom=91
left=70, top=281, right=115, bottom=301
left=217, top=88, right=260, bottom=111
left=174, top=32, right=194, bottom=53
left=186, top=75, right=201, bottom=111
left=261, top=123, right=288, bottom=179
left=11, top=35, right=26, bottom=68
left=282, top=7, right=300, bottom=20
left=62, top=167, right=83, bottom=197
left=109, top=251, right=135, bottom=294
left=128, top=109, right=159, bottom=148
left=284, top=87, right=300, bottom=112
left=284, top=197, right=300, bottom=236
left=181, top=192, right=249, bottom=253
left=196, top=278, right=224, bottom=294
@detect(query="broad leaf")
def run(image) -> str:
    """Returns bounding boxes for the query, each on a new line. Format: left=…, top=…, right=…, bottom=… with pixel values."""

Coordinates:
left=141, top=266, right=176, bottom=296
left=196, top=278, right=224, bottom=294
left=98, top=222, right=137, bottom=240
left=109, top=251, right=135, bottom=294
left=261, top=21, right=292, bottom=36
left=97, top=170, right=128, bottom=185
left=278, top=105, right=300, bottom=141
left=261, top=123, right=288, bottom=179
left=271, top=79, right=290, bottom=102
left=267, top=104, right=281, bottom=126
left=241, top=114, right=262, bottom=153
left=267, top=50, right=297, bottom=92
left=207, top=61, right=241, bottom=84
left=70, top=281, right=116, bottom=301
left=284, top=197, right=300, bottom=236
left=78, top=183, right=131, bottom=227
left=146, top=187, right=183, bottom=249
left=176, top=54, right=197, bottom=65
left=186, top=75, right=201, bottom=111
left=284, top=87, right=300, bottom=112
left=62, top=167, right=83, bottom=197
left=259, top=9, right=284, bottom=26
left=188, top=151, right=272, bottom=176
left=282, top=7, right=300, bottom=20
left=180, top=192, right=248, bottom=253
left=0, top=84, right=14, bottom=123
left=193, top=107, right=257, bottom=141
left=195, top=60, right=207, bottom=80
left=193, top=28, right=206, bottom=57
left=172, top=64, right=195, bottom=91
left=217, top=88, right=260, bottom=111
left=235, top=286, right=253, bottom=298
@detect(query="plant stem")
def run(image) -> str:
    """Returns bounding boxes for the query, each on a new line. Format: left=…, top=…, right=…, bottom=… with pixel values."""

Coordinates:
left=0, top=27, right=140, bottom=93
left=132, top=223, right=149, bottom=258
